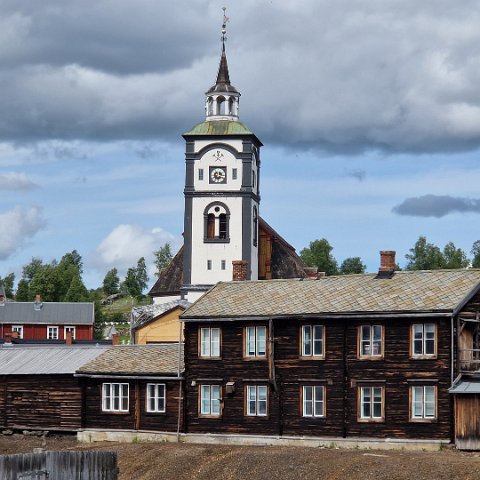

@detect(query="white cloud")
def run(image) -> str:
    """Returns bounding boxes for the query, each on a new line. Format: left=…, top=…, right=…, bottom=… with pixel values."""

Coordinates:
left=0, top=206, right=44, bottom=260
left=0, top=172, right=37, bottom=190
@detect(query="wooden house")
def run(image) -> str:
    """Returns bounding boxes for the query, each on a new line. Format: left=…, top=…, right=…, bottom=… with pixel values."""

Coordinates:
left=0, top=345, right=108, bottom=431
left=0, top=298, right=94, bottom=342
left=180, top=252, right=480, bottom=444
left=76, top=344, right=183, bottom=433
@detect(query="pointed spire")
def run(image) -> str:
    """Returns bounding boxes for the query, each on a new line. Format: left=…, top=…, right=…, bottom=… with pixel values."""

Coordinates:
left=215, top=43, right=231, bottom=86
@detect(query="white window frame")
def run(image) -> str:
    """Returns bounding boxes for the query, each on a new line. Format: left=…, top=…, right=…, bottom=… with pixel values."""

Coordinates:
left=301, top=325, right=324, bottom=358
left=146, top=383, right=166, bottom=413
left=412, top=323, right=436, bottom=358
left=47, top=326, right=59, bottom=340
left=64, top=326, right=76, bottom=340
left=199, top=385, right=221, bottom=417
left=246, top=385, right=268, bottom=416
left=359, top=386, right=384, bottom=421
left=245, top=326, right=267, bottom=358
left=199, top=327, right=221, bottom=358
left=12, top=325, right=23, bottom=339
left=411, top=385, right=436, bottom=420
left=102, top=383, right=129, bottom=412
left=302, top=385, right=325, bottom=417
left=359, top=324, right=383, bottom=358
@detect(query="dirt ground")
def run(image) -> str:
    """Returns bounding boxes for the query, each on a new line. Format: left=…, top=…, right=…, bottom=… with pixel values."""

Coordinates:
left=1, top=433, right=480, bottom=480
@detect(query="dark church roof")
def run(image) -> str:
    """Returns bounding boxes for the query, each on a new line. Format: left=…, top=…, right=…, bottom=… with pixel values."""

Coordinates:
left=207, top=43, right=239, bottom=94
left=148, top=246, right=184, bottom=297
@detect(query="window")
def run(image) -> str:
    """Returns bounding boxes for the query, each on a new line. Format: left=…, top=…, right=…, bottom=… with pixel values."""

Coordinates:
left=200, top=327, right=220, bottom=357
left=200, top=385, right=221, bottom=416
left=301, top=325, right=324, bottom=358
left=146, top=384, right=166, bottom=413
left=12, top=325, right=23, bottom=339
left=246, top=385, right=268, bottom=416
left=253, top=206, right=258, bottom=247
left=302, top=386, right=325, bottom=417
left=245, top=326, right=267, bottom=357
left=204, top=203, right=230, bottom=242
left=412, top=323, right=436, bottom=357
left=219, top=214, right=227, bottom=239
left=359, top=325, right=383, bottom=358
left=207, top=260, right=212, bottom=270
left=411, top=385, right=436, bottom=420
left=198, top=168, right=204, bottom=181
left=359, top=386, right=384, bottom=421
left=64, top=326, right=76, bottom=340
left=102, top=383, right=129, bottom=412
left=221, top=260, right=226, bottom=270
left=232, top=168, right=237, bottom=180
left=48, top=326, right=59, bottom=340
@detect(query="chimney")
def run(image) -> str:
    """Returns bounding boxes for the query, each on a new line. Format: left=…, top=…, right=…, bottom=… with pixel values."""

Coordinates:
left=65, top=330, right=72, bottom=346
left=34, top=294, right=43, bottom=310
left=304, top=267, right=318, bottom=279
left=376, top=251, right=396, bottom=279
left=232, top=260, right=249, bottom=281
left=112, top=333, right=119, bottom=346
left=4, top=332, right=12, bottom=345
left=11, top=331, right=18, bottom=340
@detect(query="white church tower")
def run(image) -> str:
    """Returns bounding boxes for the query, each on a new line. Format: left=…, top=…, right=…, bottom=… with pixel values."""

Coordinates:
left=181, top=10, right=262, bottom=302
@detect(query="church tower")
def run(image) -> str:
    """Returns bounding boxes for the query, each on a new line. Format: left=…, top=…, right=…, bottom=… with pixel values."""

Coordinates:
left=182, top=10, right=262, bottom=302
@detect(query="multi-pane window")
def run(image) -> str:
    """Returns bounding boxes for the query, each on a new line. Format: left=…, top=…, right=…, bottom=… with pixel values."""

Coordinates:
left=411, top=385, right=436, bottom=420
left=221, top=260, right=226, bottom=270
left=102, top=383, right=129, bottom=412
left=359, top=386, right=384, bottom=421
left=198, top=168, right=204, bottom=181
left=245, top=326, right=267, bottom=357
left=200, top=327, right=221, bottom=357
left=359, top=325, right=383, bottom=357
left=64, top=326, right=76, bottom=340
left=302, top=386, right=325, bottom=417
left=412, top=323, right=436, bottom=357
left=146, top=384, right=166, bottom=413
left=301, top=325, right=324, bottom=357
left=207, top=260, right=212, bottom=270
left=12, top=325, right=23, bottom=339
left=232, top=168, right=237, bottom=180
left=48, top=326, right=59, bottom=340
left=246, top=385, right=268, bottom=416
left=200, top=385, right=221, bottom=416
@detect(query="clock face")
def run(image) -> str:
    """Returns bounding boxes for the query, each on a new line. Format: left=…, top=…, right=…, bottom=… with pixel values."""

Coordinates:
left=209, top=167, right=227, bottom=184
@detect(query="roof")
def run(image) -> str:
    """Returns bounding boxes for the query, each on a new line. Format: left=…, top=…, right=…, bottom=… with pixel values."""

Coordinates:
left=0, top=345, right=108, bottom=375
left=77, top=344, right=183, bottom=376
left=206, top=43, right=238, bottom=94
left=0, top=301, right=94, bottom=325
left=131, top=300, right=190, bottom=330
left=450, top=378, right=480, bottom=394
left=149, top=246, right=184, bottom=297
left=181, top=269, right=480, bottom=320
left=184, top=120, right=254, bottom=137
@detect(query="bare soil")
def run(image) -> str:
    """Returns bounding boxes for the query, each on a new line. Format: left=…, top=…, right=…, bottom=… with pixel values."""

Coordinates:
left=0, top=433, right=480, bottom=480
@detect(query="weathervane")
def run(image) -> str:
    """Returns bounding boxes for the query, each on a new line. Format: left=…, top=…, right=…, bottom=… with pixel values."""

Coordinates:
left=221, top=7, right=229, bottom=44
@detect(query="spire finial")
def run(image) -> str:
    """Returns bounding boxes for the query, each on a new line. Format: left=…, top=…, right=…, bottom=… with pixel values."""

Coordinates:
left=221, top=7, right=229, bottom=46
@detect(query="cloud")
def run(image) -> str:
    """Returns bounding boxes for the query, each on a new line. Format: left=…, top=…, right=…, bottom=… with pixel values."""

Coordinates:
left=0, top=172, right=38, bottom=190
left=0, top=206, right=45, bottom=259
left=88, top=224, right=180, bottom=277
left=345, top=169, right=366, bottom=182
left=392, top=195, right=480, bottom=217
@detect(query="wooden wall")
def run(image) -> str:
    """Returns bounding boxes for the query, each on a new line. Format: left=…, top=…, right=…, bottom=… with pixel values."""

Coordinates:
left=184, top=317, right=452, bottom=440
left=454, top=395, right=480, bottom=450
left=3, top=324, right=93, bottom=341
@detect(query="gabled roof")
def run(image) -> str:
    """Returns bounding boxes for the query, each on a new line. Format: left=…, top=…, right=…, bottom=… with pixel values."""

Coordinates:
left=181, top=269, right=480, bottom=320
left=131, top=299, right=190, bottom=330
left=149, top=246, right=184, bottom=297
left=77, top=344, right=183, bottom=376
left=0, top=345, right=108, bottom=375
left=0, top=302, right=94, bottom=325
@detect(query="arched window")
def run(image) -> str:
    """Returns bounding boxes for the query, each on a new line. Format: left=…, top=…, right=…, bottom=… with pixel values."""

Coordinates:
left=217, top=96, right=226, bottom=116
left=228, top=98, right=234, bottom=115
left=253, top=206, right=258, bottom=247
left=204, top=203, right=230, bottom=243
left=207, top=98, right=214, bottom=116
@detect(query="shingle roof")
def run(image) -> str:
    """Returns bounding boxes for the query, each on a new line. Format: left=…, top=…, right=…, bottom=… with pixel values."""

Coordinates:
left=77, top=344, right=183, bottom=376
left=131, top=300, right=190, bottom=330
left=0, top=302, right=94, bottom=325
left=0, top=345, right=108, bottom=375
left=181, top=270, right=480, bottom=320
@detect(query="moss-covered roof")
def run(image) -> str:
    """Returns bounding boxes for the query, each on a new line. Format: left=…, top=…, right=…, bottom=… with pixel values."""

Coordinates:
left=184, top=120, right=254, bottom=136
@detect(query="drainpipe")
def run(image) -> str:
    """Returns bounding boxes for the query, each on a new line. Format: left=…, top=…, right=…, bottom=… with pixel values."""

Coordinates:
left=176, top=319, right=183, bottom=442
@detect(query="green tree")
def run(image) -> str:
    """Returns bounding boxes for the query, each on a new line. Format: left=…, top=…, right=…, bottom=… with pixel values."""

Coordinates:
left=471, top=241, right=480, bottom=268
left=136, top=257, right=149, bottom=294
left=300, top=239, right=338, bottom=276
left=443, top=242, right=469, bottom=269
left=22, top=257, right=43, bottom=282
left=15, top=279, right=30, bottom=301
left=28, top=264, right=61, bottom=301
left=123, top=267, right=141, bottom=297
left=102, top=268, right=120, bottom=295
left=405, top=236, right=445, bottom=271
left=93, top=302, right=107, bottom=340
left=64, top=272, right=89, bottom=302
left=339, top=257, right=366, bottom=275
left=153, top=243, right=173, bottom=277
left=0, top=273, right=15, bottom=298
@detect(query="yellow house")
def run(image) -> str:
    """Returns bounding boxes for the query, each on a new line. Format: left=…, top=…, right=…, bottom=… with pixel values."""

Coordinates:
left=131, top=300, right=190, bottom=344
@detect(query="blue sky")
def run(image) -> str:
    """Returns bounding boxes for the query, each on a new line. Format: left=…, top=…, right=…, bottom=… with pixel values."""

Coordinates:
left=1, top=0, right=480, bottom=290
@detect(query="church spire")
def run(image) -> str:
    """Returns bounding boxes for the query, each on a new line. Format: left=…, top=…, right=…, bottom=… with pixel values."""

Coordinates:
left=205, top=8, right=240, bottom=121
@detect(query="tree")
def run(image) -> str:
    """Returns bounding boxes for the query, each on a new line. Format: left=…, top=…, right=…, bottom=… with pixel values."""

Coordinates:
left=472, top=241, right=480, bottom=268
left=136, top=257, right=149, bottom=294
left=339, top=257, right=366, bottom=275
left=22, top=257, right=43, bottom=282
left=103, top=268, right=120, bottom=295
left=122, top=257, right=150, bottom=298
left=405, top=236, right=445, bottom=271
left=0, top=273, right=15, bottom=298
left=300, top=239, right=338, bottom=276
left=15, top=279, right=30, bottom=301
left=443, top=242, right=469, bottom=269
left=28, top=264, right=61, bottom=301
left=64, top=272, right=89, bottom=302
left=153, top=243, right=173, bottom=277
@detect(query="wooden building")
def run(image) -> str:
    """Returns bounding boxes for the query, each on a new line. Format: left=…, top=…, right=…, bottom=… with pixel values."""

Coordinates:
left=181, top=253, right=480, bottom=443
left=76, top=344, right=183, bottom=433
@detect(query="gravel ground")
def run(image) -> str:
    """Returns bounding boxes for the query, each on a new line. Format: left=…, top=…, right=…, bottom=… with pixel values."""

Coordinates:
left=1, top=433, right=480, bottom=480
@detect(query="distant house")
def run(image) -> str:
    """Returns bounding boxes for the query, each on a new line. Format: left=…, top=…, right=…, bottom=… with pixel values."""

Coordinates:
left=0, top=296, right=95, bottom=342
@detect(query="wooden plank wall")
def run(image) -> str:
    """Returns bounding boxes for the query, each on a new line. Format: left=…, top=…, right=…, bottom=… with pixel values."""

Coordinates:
left=455, top=395, right=480, bottom=450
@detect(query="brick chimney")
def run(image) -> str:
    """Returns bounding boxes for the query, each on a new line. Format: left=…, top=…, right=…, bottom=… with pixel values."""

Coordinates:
left=112, top=333, right=119, bottom=346
left=4, top=333, right=12, bottom=344
left=379, top=251, right=396, bottom=272
left=65, top=330, right=72, bottom=346
left=11, top=331, right=18, bottom=340
left=232, top=260, right=249, bottom=281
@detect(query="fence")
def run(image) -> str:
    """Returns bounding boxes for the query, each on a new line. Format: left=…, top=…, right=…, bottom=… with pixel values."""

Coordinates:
left=0, top=450, right=118, bottom=480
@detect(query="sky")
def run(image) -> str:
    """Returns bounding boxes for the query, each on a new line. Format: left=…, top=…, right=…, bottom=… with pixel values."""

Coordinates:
left=1, top=0, right=480, bottom=290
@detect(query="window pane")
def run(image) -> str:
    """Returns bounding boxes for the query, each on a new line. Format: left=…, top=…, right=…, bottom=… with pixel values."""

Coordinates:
left=258, top=386, right=267, bottom=416
left=303, top=386, right=313, bottom=416
left=201, top=328, right=210, bottom=356
left=313, top=326, right=323, bottom=356
left=211, top=328, right=220, bottom=356
left=211, top=386, right=220, bottom=414
left=201, top=386, right=210, bottom=415
left=314, top=386, right=324, bottom=416
left=302, top=326, right=311, bottom=356
left=257, top=327, right=266, bottom=356
left=246, top=328, right=255, bottom=356
left=425, top=324, right=435, bottom=355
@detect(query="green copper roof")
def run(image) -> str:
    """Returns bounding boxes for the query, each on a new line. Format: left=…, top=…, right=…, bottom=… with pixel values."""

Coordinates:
left=184, top=120, right=253, bottom=136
